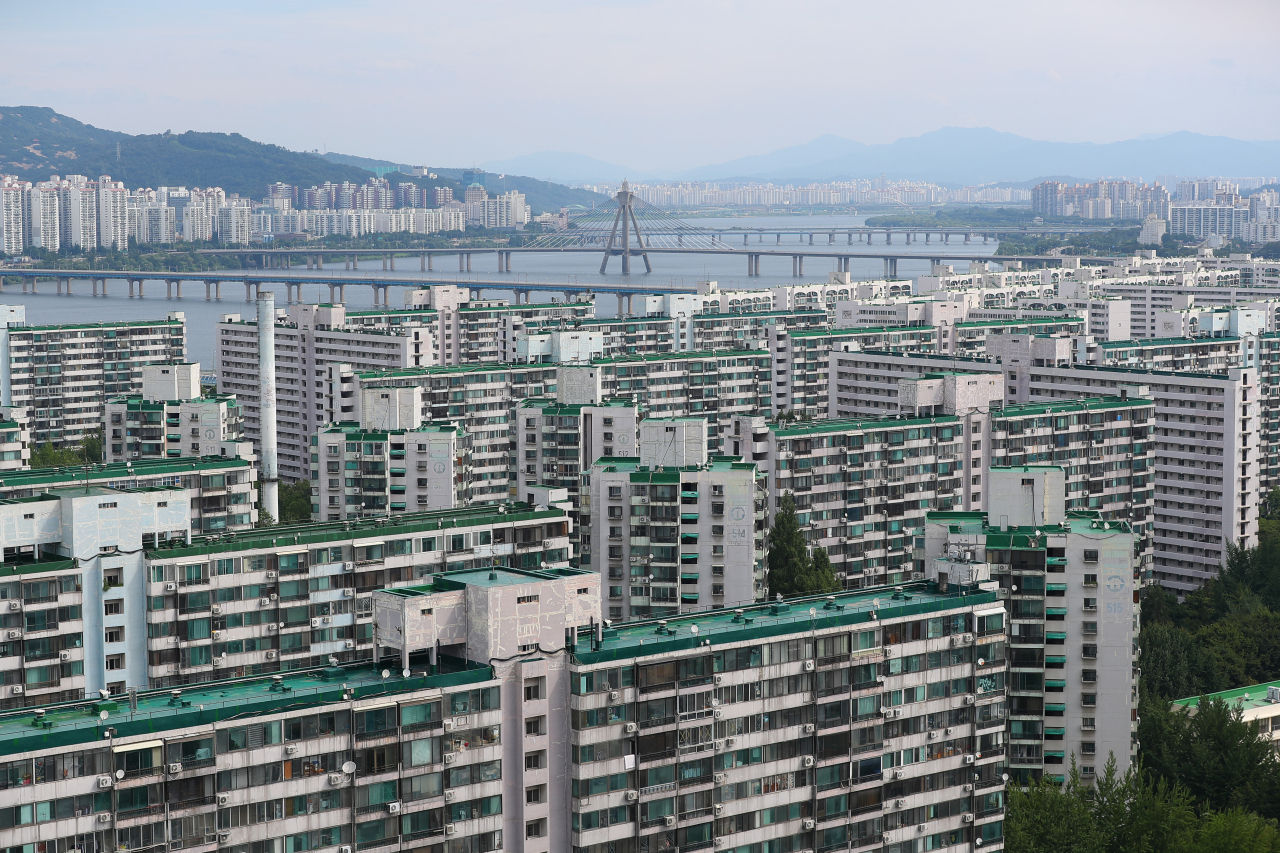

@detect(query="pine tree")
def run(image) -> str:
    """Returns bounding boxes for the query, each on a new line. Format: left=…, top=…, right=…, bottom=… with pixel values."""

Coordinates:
left=809, top=547, right=841, bottom=595
left=767, top=493, right=812, bottom=598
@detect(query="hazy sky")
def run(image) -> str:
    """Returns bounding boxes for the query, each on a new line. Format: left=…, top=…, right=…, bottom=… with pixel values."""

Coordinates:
left=4, top=0, right=1277, bottom=172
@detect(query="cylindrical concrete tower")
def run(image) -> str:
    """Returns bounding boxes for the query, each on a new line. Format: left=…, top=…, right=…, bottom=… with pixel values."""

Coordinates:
left=257, top=291, right=279, bottom=521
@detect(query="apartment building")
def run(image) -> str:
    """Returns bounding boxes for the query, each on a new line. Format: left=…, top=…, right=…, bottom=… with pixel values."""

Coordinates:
left=566, top=580, right=1008, bottom=853
left=507, top=317, right=675, bottom=362
left=0, top=307, right=188, bottom=448
left=452, top=301, right=595, bottom=364
left=942, top=318, right=1086, bottom=357
left=516, top=397, right=638, bottom=556
left=586, top=418, right=765, bottom=619
left=311, top=420, right=469, bottom=520
left=216, top=302, right=440, bottom=482
left=103, top=363, right=252, bottom=464
left=829, top=350, right=1004, bottom=419
left=0, top=559, right=1012, bottom=853
left=558, top=350, right=772, bottom=454
left=772, top=326, right=939, bottom=418
left=325, top=364, right=559, bottom=502
left=0, top=456, right=258, bottom=533
left=0, top=561, right=597, bottom=853
left=0, top=405, right=30, bottom=470
left=991, top=335, right=1254, bottom=593
left=923, top=466, right=1138, bottom=782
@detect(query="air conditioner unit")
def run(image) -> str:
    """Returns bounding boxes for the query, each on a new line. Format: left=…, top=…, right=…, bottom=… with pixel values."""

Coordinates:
left=946, top=727, right=954, bottom=735
left=893, top=770, right=904, bottom=780
left=6, top=601, right=18, bottom=612
left=260, top=597, right=270, bottom=606
left=97, top=814, right=111, bottom=824
left=964, top=695, right=976, bottom=705
left=804, top=723, right=815, bottom=734
left=713, top=773, right=725, bottom=784
left=218, top=832, right=231, bottom=843
left=269, top=594, right=278, bottom=601
left=284, top=744, right=298, bottom=755
left=323, top=616, right=332, bottom=624
left=609, top=690, right=620, bottom=700
left=802, top=756, right=815, bottom=768
left=444, top=825, right=456, bottom=836
left=165, top=583, right=177, bottom=592
left=714, top=675, right=725, bottom=685
left=343, top=562, right=355, bottom=573
left=10, top=686, right=22, bottom=695
left=714, top=709, right=723, bottom=719
left=444, top=754, right=457, bottom=764
left=962, top=783, right=974, bottom=793
left=896, top=798, right=906, bottom=808
left=310, top=618, right=320, bottom=628
left=640, top=497, right=649, bottom=504
left=724, top=736, right=737, bottom=747
left=928, top=731, right=938, bottom=739
left=963, top=813, right=975, bottom=823
left=964, top=755, right=976, bottom=765
left=98, top=775, right=113, bottom=788
left=339, top=848, right=351, bottom=853
left=444, top=790, right=456, bottom=802
left=217, top=794, right=229, bottom=806
left=963, top=633, right=975, bottom=643
left=626, top=790, right=639, bottom=802
left=266, top=651, right=277, bottom=660
left=328, top=773, right=344, bottom=786
left=345, top=640, right=355, bottom=649
left=212, top=630, right=223, bottom=641
left=803, top=819, right=815, bottom=831
left=893, top=709, right=903, bottom=718
left=59, top=650, right=70, bottom=661
left=803, top=660, right=815, bottom=672
left=266, top=623, right=277, bottom=631
left=343, top=589, right=354, bottom=597
left=625, top=722, right=638, bottom=733
left=168, top=763, right=183, bottom=774
left=454, top=716, right=467, bottom=727
left=266, top=571, right=277, bottom=579
left=664, top=816, right=677, bottom=828
left=714, top=804, right=724, bottom=814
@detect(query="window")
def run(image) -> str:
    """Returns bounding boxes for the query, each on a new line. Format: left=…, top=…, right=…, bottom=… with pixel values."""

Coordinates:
left=516, top=594, right=539, bottom=605
left=1082, top=621, right=1098, bottom=635
left=1083, top=574, right=1098, bottom=587
left=1081, top=742, right=1096, bottom=755
left=105, top=627, right=124, bottom=644
left=106, top=654, right=125, bottom=671
left=526, top=819, right=545, bottom=839
left=608, top=486, right=622, bottom=498
left=1083, top=598, right=1097, bottom=611
left=1082, top=644, right=1098, bottom=659
left=524, top=679, right=543, bottom=702
left=525, top=751, right=544, bottom=771
left=1082, top=694, right=1097, bottom=707
left=1081, top=669, right=1097, bottom=683
left=525, top=718, right=544, bottom=737
left=1083, top=549, right=1099, bottom=563
left=104, top=600, right=123, bottom=616
left=526, top=786, right=543, bottom=805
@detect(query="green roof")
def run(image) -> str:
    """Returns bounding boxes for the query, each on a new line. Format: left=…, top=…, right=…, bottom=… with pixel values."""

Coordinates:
left=517, top=398, right=635, bottom=414
left=587, top=349, right=768, bottom=366
left=1099, top=335, right=1241, bottom=349
left=926, top=507, right=1131, bottom=541
left=1172, top=678, right=1280, bottom=712
left=353, top=365, right=511, bottom=380
left=787, top=326, right=935, bottom=339
left=573, top=581, right=996, bottom=665
left=148, top=503, right=567, bottom=560
left=772, top=413, right=959, bottom=438
left=317, top=421, right=460, bottom=439
left=11, top=318, right=183, bottom=333
left=0, top=660, right=493, bottom=757
left=381, top=566, right=595, bottom=593
left=954, top=317, right=1084, bottom=329
left=592, top=456, right=757, bottom=479
left=995, top=395, right=1154, bottom=419
left=0, top=456, right=252, bottom=491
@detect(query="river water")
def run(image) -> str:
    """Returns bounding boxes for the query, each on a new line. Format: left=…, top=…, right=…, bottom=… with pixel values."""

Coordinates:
left=0, top=213, right=997, bottom=370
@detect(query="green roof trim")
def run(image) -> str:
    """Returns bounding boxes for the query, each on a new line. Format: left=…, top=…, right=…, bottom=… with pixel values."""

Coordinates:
left=0, top=456, right=252, bottom=491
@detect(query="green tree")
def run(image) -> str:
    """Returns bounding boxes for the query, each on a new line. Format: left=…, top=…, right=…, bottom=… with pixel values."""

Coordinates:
left=279, top=481, right=314, bottom=524
left=1006, top=766, right=1103, bottom=853
left=809, top=547, right=840, bottom=595
left=766, top=493, right=812, bottom=598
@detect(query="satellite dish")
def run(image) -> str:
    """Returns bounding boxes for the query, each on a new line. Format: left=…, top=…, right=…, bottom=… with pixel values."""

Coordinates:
left=689, top=625, right=699, bottom=635
left=977, top=658, right=986, bottom=666
left=873, top=598, right=881, bottom=607
left=402, top=669, right=411, bottom=678
left=99, top=710, right=109, bottom=721
left=115, top=769, right=125, bottom=779
left=381, top=669, right=390, bottom=679
left=809, top=608, right=817, bottom=617
left=341, top=761, right=356, bottom=775
left=1002, top=773, right=1010, bottom=782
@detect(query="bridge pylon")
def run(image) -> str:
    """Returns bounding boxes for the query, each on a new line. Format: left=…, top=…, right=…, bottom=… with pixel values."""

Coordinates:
left=599, top=181, right=652, bottom=275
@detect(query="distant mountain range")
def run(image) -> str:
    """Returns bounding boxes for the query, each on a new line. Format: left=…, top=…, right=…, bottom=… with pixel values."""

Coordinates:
left=0, top=106, right=603, bottom=213
left=485, top=128, right=1280, bottom=186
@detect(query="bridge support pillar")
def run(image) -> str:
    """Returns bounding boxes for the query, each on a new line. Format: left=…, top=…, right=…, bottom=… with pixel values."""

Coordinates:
left=337, top=285, right=345, bottom=304
left=205, top=281, right=211, bottom=300
left=808, top=233, right=813, bottom=245
left=776, top=233, right=781, bottom=244
left=428, top=254, right=434, bottom=272
left=421, top=253, right=427, bottom=272
left=983, top=235, right=989, bottom=243
left=382, top=256, right=387, bottom=271
left=848, top=232, right=853, bottom=245
left=792, top=256, right=797, bottom=277
left=743, top=234, right=748, bottom=246
left=459, top=254, right=465, bottom=272
left=828, top=232, right=834, bottom=244
left=885, top=231, right=892, bottom=245
left=138, top=279, right=145, bottom=297
left=328, top=284, right=335, bottom=303
left=216, top=281, right=222, bottom=300
left=965, top=233, right=971, bottom=244
left=885, top=258, right=898, bottom=279
left=925, top=232, right=931, bottom=243
left=166, top=280, right=172, bottom=299
left=798, top=256, right=804, bottom=276
left=389, top=255, right=396, bottom=271
left=94, top=278, right=103, bottom=296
